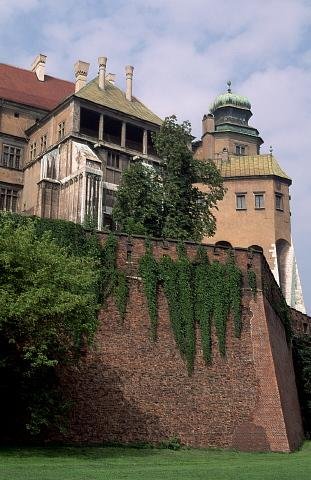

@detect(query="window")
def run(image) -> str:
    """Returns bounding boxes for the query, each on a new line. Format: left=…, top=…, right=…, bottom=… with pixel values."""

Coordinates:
left=236, top=193, right=246, bottom=210
left=105, top=168, right=121, bottom=185
left=40, top=134, right=47, bottom=153
left=275, top=193, right=284, bottom=211
left=80, top=108, right=100, bottom=137
left=126, top=123, right=144, bottom=152
left=254, top=193, right=265, bottom=209
left=107, top=151, right=120, bottom=169
left=1, top=144, right=22, bottom=169
left=14, top=112, right=20, bottom=118
left=30, top=142, right=37, bottom=161
left=58, top=121, right=65, bottom=140
left=0, top=184, right=19, bottom=212
left=105, top=189, right=117, bottom=208
left=235, top=145, right=245, bottom=155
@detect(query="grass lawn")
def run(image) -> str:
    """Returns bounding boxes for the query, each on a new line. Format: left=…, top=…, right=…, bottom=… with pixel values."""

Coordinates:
left=0, top=441, right=310, bottom=480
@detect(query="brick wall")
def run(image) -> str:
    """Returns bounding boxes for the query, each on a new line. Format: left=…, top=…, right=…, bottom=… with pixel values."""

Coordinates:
left=291, top=308, right=311, bottom=336
left=60, top=234, right=304, bottom=452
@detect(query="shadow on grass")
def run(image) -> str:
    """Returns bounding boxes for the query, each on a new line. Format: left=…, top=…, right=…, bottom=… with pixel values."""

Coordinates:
left=0, top=445, right=169, bottom=460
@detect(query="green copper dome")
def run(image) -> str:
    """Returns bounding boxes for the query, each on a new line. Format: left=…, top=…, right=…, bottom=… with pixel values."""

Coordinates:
left=210, top=81, right=251, bottom=113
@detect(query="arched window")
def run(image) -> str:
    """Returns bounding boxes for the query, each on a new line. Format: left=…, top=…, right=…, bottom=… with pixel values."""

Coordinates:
left=248, top=245, right=263, bottom=253
left=215, top=241, right=232, bottom=249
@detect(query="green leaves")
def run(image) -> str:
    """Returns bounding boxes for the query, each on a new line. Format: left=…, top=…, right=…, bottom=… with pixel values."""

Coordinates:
left=139, top=243, right=159, bottom=341
left=113, top=162, right=164, bottom=237
left=114, top=116, right=225, bottom=242
left=101, top=233, right=129, bottom=322
left=139, top=242, right=243, bottom=373
left=0, top=213, right=100, bottom=436
left=293, top=336, right=311, bottom=435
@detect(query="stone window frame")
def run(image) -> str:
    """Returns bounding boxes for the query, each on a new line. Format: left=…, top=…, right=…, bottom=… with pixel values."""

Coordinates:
left=0, top=183, right=20, bottom=212
left=275, top=192, right=284, bottom=211
left=254, top=191, right=265, bottom=210
left=30, top=142, right=37, bottom=161
left=235, top=144, right=246, bottom=155
left=1, top=144, right=23, bottom=170
left=107, top=150, right=120, bottom=170
left=58, top=121, right=65, bottom=141
left=40, top=133, right=48, bottom=153
left=236, top=192, right=247, bottom=210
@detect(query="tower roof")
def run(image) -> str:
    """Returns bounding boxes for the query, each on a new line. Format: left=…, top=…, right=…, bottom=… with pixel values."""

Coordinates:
left=210, top=81, right=251, bottom=114
left=214, top=155, right=291, bottom=183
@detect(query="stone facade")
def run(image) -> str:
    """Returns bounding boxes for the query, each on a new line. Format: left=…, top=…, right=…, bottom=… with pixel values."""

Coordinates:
left=193, top=85, right=305, bottom=312
left=0, top=56, right=307, bottom=310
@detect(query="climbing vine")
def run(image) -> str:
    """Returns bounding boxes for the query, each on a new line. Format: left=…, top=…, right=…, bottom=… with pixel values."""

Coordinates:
left=101, top=233, right=129, bottom=321
left=176, top=243, right=196, bottom=374
left=138, top=241, right=159, bottom=341
left=158, top=255, right=180, bottom=347
left=194, top=246, right=212, bottom=364
left=139, top=241, right=244, bottom=372
left=247, top=268, right=257, bottom=298
left=226, top=254, right=243, bottom=339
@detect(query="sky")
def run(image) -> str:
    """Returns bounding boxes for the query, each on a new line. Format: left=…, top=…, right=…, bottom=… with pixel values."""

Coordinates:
left=0, top=0, right=310, bottom=312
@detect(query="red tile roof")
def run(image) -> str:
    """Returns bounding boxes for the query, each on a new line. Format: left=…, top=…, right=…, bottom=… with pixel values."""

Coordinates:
left=0, top=63, right=75, bottom=111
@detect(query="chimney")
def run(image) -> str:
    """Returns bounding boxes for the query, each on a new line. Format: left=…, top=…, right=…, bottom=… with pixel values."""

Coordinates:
left=106, top=73, right=116, bottom=85
left=98, top=56, right=107, bottom=90
left=31, top=54, right=47, bottom=82
left=74, top=60, right=90, bottom=93
left=125, top=65, right=134, bottom=101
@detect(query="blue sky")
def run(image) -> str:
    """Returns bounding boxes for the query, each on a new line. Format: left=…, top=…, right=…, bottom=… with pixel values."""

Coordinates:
left=0, top=0, right=310, bottom=312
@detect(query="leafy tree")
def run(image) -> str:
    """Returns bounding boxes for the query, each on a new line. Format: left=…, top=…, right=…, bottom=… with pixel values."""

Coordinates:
left=154, top=115, right=225, bottom=241
left=0, top=215, right=99, bottom=437
left=113, top=161, right=163, bottom=237
left=292, top=335, right=311, bottom=436
left=113, top=116, right=225, bottom=242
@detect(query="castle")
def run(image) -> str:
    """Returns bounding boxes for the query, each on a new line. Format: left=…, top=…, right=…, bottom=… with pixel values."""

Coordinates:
left=0, top=54, right=310, bottom=452
left=0, top=54, right=306, bottom=315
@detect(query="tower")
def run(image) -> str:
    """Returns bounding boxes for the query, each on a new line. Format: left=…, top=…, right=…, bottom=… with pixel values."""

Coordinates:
left=194, top=82, right=305, bottom=313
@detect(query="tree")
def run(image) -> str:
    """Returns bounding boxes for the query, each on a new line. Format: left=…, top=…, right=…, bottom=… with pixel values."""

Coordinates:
left=113, top=161, right=164, bottom=237
left=0, top=215, right=100, bottom=436
left=113, top=116, right=225, bottom=242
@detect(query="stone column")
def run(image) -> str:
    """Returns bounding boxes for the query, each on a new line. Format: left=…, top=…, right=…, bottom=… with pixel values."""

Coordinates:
left=121, top=122, right=126, bottom=148
left=99, top=114, right=104, bottom=141
left=143, top=129, right=148, bottom=155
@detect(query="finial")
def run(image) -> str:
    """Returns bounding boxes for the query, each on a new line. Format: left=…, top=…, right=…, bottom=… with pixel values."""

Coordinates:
left=227, top=80, right=232, bottom=93
left=269, top=145, right=273, bottom=155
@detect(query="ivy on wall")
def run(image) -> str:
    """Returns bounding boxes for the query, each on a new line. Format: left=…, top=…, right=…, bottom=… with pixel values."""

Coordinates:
left=247, top=269, right=258, bottom=298
left=138, top=242, right=159, bottom=341
left=194, top=246, right=213, bottom=364
left=101, top=233, right=128, bottom=322
left=139, top=242, right=243, bottom=373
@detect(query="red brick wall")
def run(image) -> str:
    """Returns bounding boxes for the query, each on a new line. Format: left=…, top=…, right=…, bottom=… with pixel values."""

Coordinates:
left=291, top=308, right=311, bottom=336
left=60, top=235, right=304, bottom=452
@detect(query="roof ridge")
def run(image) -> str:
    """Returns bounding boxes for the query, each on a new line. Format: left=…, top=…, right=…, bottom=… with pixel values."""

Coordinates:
left=0, top=62, right=74, bottom=85
left=75, top=76, right=162, bottom=125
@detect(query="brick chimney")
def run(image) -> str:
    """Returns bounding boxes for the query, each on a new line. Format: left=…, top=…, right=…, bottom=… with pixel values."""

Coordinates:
left=125, top=65, right=134, bottom=101
left=74, top=60, right=90, bottom=93
left=98, top=56, right=107, bottom=90
left=31, top=54, right=47, bottom=82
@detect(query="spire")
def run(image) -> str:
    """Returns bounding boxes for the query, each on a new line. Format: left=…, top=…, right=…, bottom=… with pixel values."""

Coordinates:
left=227, top=80, right=232, bottom=93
